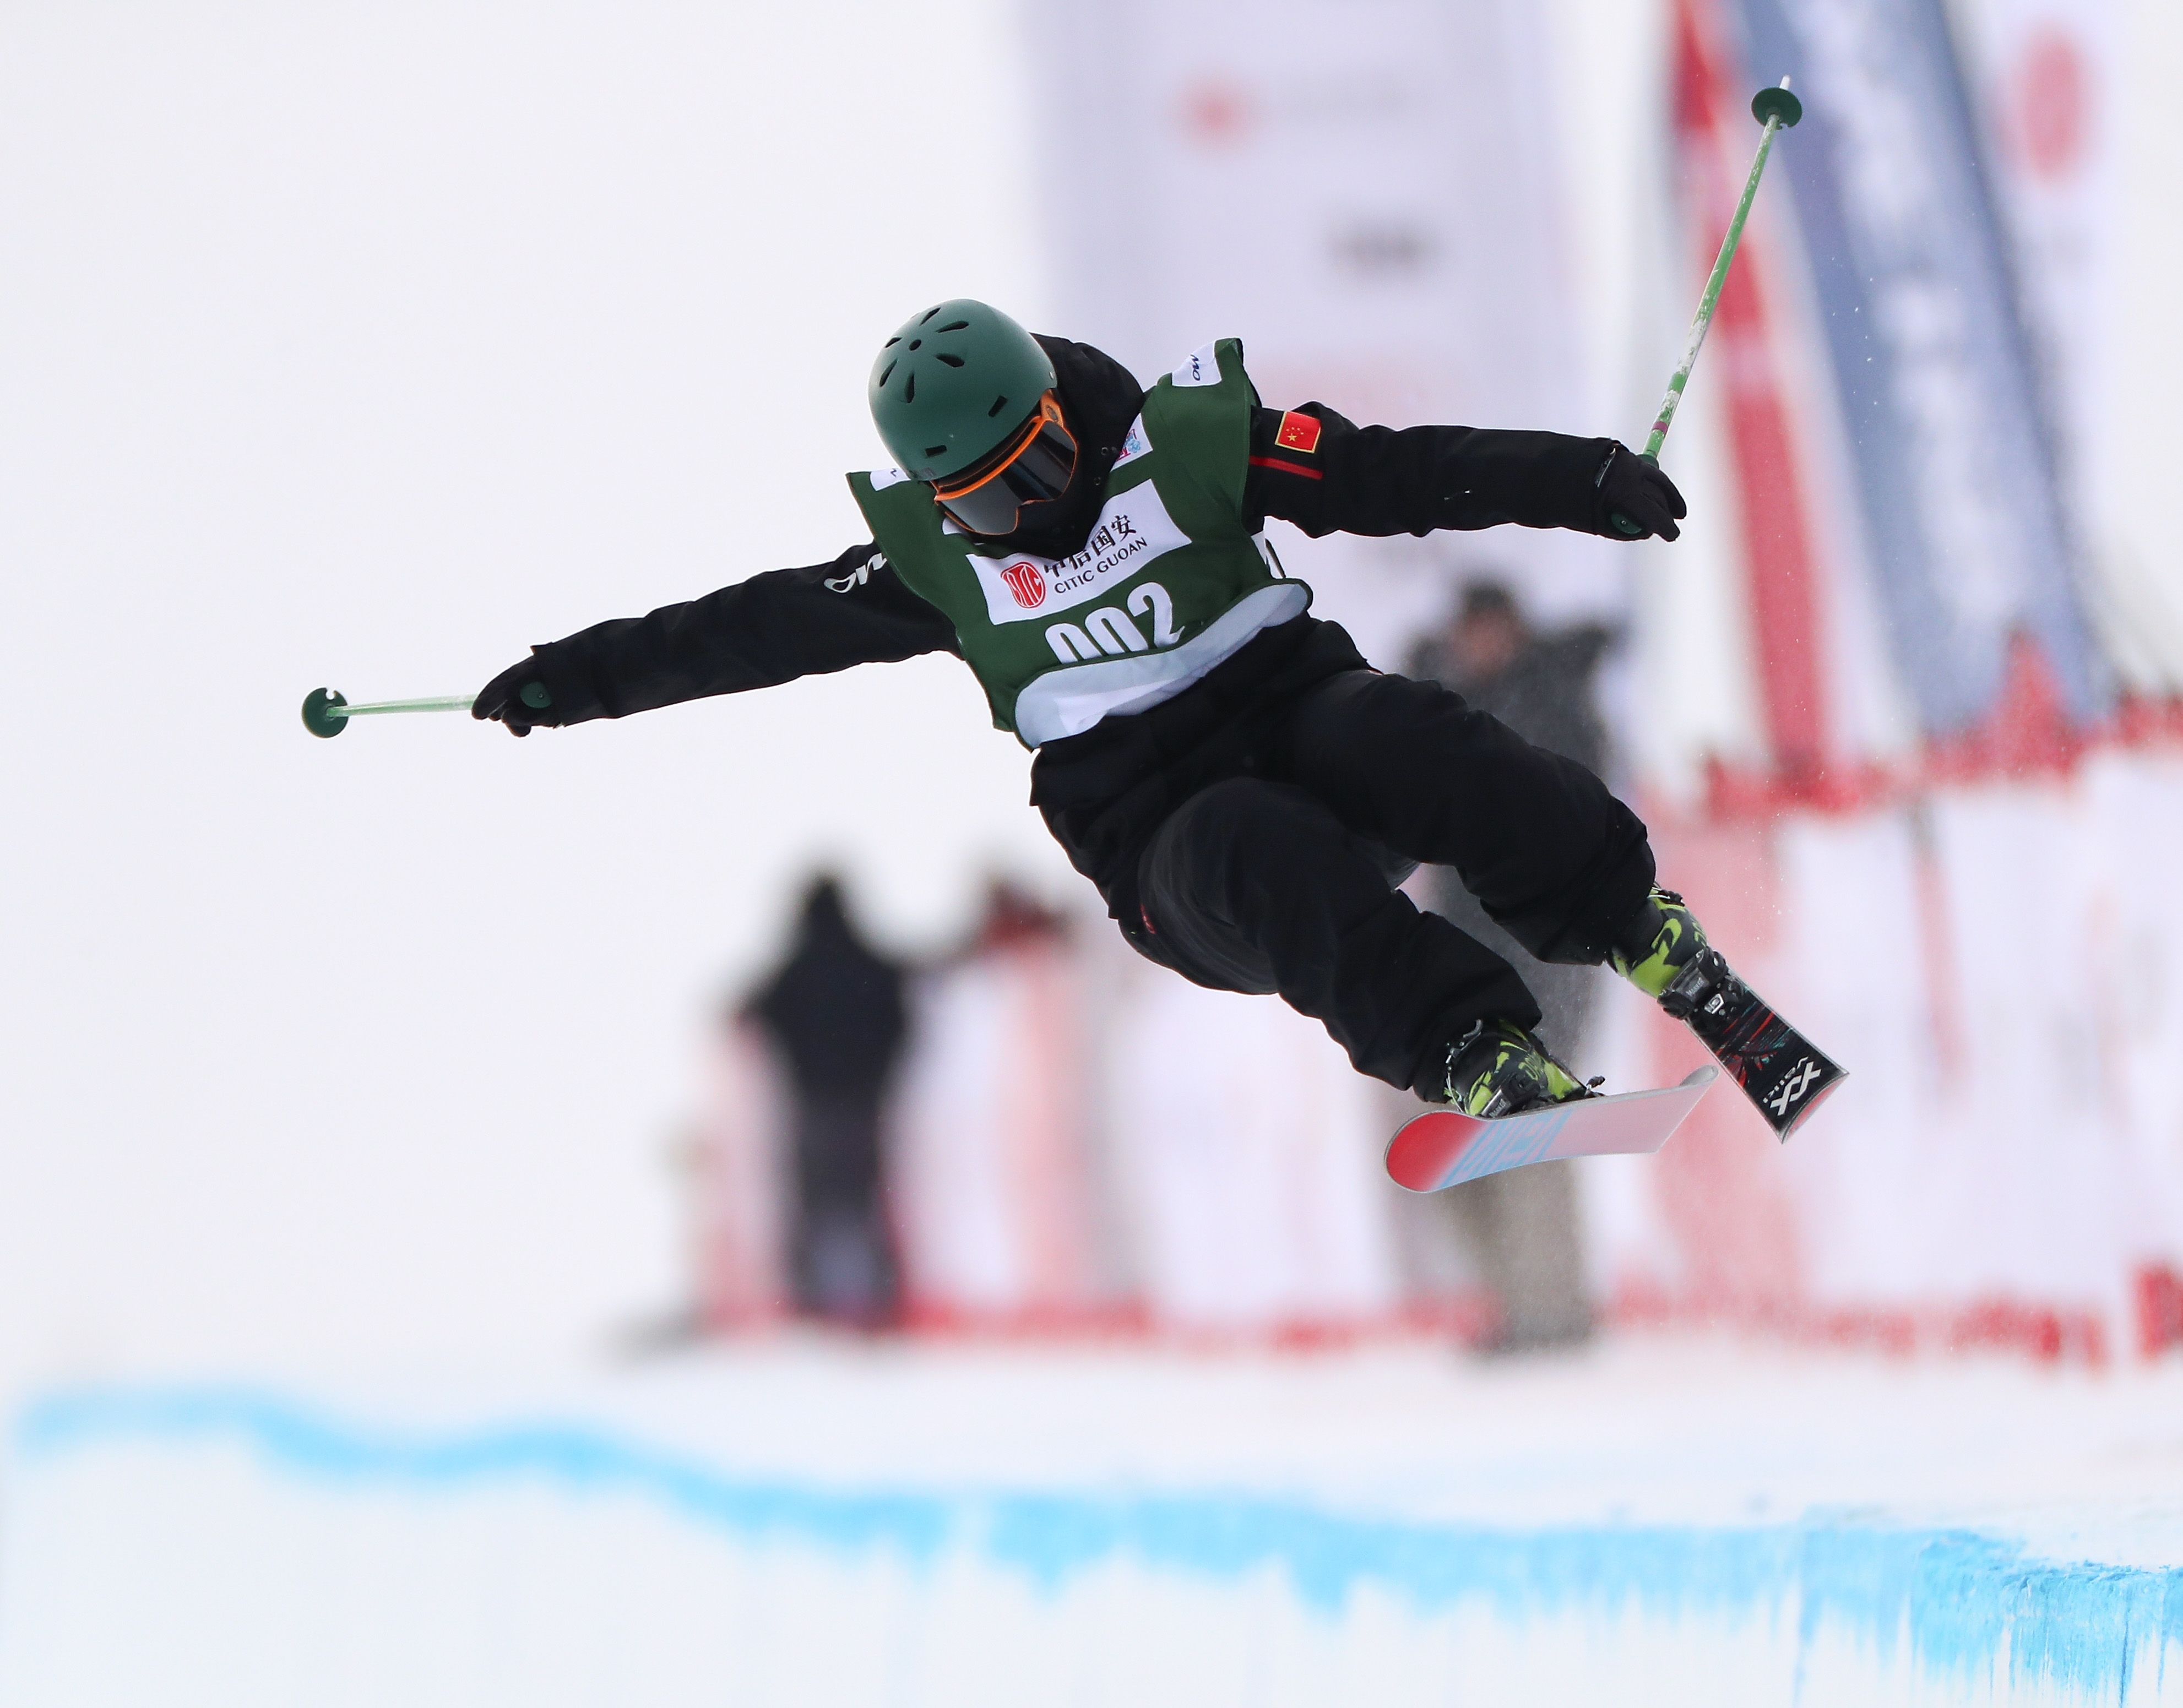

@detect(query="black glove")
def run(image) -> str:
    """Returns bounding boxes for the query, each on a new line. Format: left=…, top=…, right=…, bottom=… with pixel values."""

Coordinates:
left=472, top=653, right=558, bottom=738
left=1593, top=444, right=1687, bottom=541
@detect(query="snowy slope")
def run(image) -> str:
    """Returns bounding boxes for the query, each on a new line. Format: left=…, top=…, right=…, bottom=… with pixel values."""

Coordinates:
left=4, top=1335, right=2179, bottom=1706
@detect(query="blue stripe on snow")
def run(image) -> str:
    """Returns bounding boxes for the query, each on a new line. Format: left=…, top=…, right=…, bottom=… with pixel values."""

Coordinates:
left=18, top=1386, right=2182, bottom=1698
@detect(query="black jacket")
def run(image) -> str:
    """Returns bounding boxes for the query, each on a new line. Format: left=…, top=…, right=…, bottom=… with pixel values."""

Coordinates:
left=512, top=337, right=1620, bottom=927
left=746, top=879, right=908, bottom=1106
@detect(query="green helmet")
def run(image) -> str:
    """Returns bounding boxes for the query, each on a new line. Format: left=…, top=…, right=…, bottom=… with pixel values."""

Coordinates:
left=868, top=299, right=1057, bottom=483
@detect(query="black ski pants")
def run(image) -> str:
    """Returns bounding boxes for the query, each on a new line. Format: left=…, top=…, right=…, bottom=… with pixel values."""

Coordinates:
left=1134, top=669, right=1654, bottom=1096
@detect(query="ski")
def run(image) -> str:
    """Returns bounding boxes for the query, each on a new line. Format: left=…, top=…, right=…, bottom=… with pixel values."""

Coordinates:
left=1676, top=971, right=1846, bottom=1141
left=1385, top=1067, right=1718, bottom=1194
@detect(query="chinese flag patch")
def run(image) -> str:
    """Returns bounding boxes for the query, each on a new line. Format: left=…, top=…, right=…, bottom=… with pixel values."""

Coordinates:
left=1274, top=410, right=1323, bottom=454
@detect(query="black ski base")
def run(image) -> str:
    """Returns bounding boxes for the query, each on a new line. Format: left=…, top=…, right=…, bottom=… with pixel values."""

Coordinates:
left=1663, top=950, right=1846, bottom=1141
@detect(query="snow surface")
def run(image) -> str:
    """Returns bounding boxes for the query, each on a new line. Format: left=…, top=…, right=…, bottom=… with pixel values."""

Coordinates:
left=3, top=1332, right=2179, bottom=1705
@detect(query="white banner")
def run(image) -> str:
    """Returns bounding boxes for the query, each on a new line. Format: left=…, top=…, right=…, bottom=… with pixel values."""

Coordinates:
left=1950, top=0, right=2183, bottom=693
left=1024, top=0, right=1615, bottom=659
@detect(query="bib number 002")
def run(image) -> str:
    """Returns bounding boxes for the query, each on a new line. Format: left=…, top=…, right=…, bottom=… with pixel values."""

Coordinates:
left=1045, top=581, right=1180, bottom=662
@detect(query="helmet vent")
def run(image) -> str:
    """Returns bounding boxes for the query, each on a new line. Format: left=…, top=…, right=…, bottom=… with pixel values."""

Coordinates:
left=936, top=320, right=969, bottom=334
left=925, top=444, right=948, bottom=457
left=987, top=395, right=1009, bottom=417
left=904, top=374, right=915, bottom=402
left=935, top=353, right=963, bottom=368
left=884, top=336, right=900, bottom=348
left=878, top=361, right=896, bottom=387
left=909, top=339, right=921, bottom=350
left=921, top=306, right=943, bottom=324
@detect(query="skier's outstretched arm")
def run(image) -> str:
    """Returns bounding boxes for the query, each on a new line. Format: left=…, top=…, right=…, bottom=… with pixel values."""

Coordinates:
left=474, top=542, right=959, bottom=735
left=1242, top=405, right=1686, bottom=543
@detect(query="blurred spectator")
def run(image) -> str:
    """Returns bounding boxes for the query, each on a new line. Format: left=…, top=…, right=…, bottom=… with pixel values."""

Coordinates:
left=1406, top=579, right=1618, bottom=1351
left=891, top=878, right=1116, bottom=1329
left=742, top=873, right=909, bottom=1328
left=965, top=878, right=1069, bottom=958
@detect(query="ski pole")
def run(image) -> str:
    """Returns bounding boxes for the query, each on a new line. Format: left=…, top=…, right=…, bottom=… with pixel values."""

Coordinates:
left=1610, top=77, right=1802, bottom=537
left=301, top=682, right=549, bottom=738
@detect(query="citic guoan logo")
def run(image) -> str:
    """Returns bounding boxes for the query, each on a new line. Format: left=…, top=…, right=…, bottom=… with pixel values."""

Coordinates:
left=1001, top=561, right=1047, bottom=610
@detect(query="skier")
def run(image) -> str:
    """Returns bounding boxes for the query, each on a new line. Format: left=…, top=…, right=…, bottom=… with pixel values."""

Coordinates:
left=473, top=300, right=1780, bottom=1124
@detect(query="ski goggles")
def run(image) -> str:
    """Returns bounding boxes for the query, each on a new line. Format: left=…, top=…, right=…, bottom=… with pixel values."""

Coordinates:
left=930, top=392, right=1078, bottom=536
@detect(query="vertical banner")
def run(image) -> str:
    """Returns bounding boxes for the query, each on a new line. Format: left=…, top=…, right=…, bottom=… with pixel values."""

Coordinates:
left=1024, top=0, right=1609, bottom=652
left=1729, top=0, right=2107, bottom=736
left=1673, top=0, right=1831, bottom=782
left=1952, top=0, right=2115, bottom=514
left=1028, top=0, right=1578, bottom=430
left=1950, top=3, right=2183, bottom=695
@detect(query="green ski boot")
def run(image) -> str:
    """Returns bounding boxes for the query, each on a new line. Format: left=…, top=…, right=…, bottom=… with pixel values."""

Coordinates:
left=1609, top=886, right=1710, bottom=1002
left=1609, top=885, right=1849, bottom=1140
left=1436, top=1019, right=1594, bottom=1119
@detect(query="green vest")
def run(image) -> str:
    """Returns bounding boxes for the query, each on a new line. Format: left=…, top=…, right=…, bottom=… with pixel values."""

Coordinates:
left=847, top=338, right=1311, bottom=748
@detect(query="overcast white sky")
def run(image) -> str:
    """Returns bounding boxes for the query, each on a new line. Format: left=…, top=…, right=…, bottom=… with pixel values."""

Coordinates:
left=0, top=0, right=1065, bottom=1391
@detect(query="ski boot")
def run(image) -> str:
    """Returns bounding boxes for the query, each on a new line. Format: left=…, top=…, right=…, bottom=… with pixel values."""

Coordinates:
left=1611, top=887, right=1845, bottom=1140
left=1434, top=1018, right=1595, bottom=1120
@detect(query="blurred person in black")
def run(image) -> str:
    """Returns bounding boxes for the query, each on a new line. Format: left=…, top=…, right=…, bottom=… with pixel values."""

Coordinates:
left=1407, top=578, right=1619, bottom=1350
left=743, top=873, right=909, bottom=1327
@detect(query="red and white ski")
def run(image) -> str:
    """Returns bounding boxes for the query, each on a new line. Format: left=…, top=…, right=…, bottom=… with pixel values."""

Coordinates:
left=1384, top=1067, right=1719, bottom=1194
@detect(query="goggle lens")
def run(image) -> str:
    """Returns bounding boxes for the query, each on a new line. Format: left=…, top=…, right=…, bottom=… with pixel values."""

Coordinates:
left=932, top=395, right=1077, bottom=535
